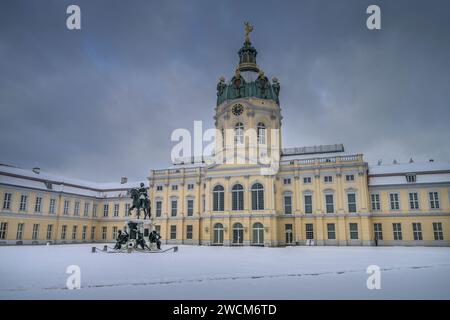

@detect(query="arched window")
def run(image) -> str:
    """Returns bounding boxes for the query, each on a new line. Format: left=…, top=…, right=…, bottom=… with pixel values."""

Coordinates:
left=232, top=184, right=244, bottom=211
left=234, top=122, right=244, bottom=144
left=251, top=183, right=264, bottom=210
left=213, top=223, right=224, bottom=245
left=233, top=223, right=244, bottom=244
left=213, top=185, right=224, bottom=211
left=252, top=222, right=264, bottom=245
left=257, top=122, right=266, bottom=144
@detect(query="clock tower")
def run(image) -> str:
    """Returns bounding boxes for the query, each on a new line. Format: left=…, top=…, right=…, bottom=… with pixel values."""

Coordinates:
left=214, top=23, right=282, bottom=167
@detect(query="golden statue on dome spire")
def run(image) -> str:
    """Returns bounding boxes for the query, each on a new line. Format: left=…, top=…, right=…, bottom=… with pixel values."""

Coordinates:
left=244, top=22, right=253, bottom=42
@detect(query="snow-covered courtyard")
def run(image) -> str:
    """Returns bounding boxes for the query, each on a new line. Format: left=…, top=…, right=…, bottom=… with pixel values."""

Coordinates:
left=1, top=244, right=449, bottom=299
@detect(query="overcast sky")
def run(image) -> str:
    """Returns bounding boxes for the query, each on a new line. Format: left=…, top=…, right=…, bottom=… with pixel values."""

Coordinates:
left=1, top=0, right=449, bottom=182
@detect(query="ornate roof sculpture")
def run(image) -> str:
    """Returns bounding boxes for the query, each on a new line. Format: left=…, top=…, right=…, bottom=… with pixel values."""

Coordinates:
left=216, top=22, right=281, bottom=106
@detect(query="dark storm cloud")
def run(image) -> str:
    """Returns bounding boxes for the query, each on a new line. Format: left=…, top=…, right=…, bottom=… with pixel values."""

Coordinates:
left=1, top=0, right=449, bottom=181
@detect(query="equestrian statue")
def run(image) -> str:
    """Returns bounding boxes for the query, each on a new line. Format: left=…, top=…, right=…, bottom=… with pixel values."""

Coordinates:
left=128, top=183, right=151, bottom=219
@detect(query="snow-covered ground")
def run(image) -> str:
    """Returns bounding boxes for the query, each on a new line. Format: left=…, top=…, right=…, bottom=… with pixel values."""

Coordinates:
left=0, top=244, right=449, bottom=299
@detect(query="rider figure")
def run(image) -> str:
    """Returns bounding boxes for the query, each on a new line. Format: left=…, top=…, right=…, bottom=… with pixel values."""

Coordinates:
left=138, top=182, right=148, bottom=204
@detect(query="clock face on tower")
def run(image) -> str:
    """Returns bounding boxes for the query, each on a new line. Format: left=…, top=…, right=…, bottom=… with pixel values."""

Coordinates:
left=232, top=103, right=244, bottom=116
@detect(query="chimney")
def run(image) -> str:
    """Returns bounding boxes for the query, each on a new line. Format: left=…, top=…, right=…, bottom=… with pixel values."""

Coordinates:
left=120, top=177, right=128, bottom=184
left=32, top=167, right=40, bottom=174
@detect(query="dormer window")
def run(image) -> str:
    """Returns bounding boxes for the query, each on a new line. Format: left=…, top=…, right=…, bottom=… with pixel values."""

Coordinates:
left=406, top=174, right=416, bottom=183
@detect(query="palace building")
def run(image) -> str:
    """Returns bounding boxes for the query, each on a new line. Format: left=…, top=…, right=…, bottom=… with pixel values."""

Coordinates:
left=0, top=27, right=449, bottom=247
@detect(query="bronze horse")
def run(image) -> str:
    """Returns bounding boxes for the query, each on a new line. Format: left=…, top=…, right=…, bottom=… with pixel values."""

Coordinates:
left=128, top=188, right=151, bottom=219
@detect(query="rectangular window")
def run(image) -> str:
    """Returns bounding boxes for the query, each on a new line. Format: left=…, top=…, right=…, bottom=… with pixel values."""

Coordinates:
left=0, top=222, right=7, bottom=239
left=156, top=185, right=163, bottom=191
left=406, top=174, right=416, bottom=183
left=325, top=194, right=334, bottom=213
left=285, top=224, right=293, bottom=244
left=82, top=225, right=87, bottom=240
left=74, top=201, right=80, bottom=216
left=327, top=223, right=336, bottom=240
left=103, top=204, right=109, bottom=217
left=172, top=185, right=178, bottom=191
left=2, top=193, right=12, bottom=210
left=371, top=194, right=380, bottom=211
left=187, top=184, right=194, bottom=190
left=16, top=223, right=24, bottom=240
left=347, top=193, right=356, bottom=213
left=84, top=203, right=90, bottom=217
left=72, top=226, right=77, bottom=240
left=412, top=223, right=422, bottom=240
left=49, top=198, right=56, bottom=214
left=102, top=226, right=107, bottom=240
left=19, top=195, right=28, bottom=211
left=303, top=177, right=312, bottom=184
left=389, top=193, right=400, bottom=210
left=170, top=225, right=176, bottom=240
left=349, top=223, right=359, bottom=240
left=374, top=223, right=383, bottom=240
left=433, top=222, right=444, bottom=240
left=125, top=203, right=130, bottom=216
left=63, top=200, right=69, bottom=215
left=393, top=223, right=402, bottom=240
left=409, top=192, right=419, bottom=210
left=283, top=178, right=291, bottom=185
left=32, top=224, right=39, bottom=240
left=34, top=197, right=42, bottom=213
left=171, top=200, right=177, bottom=217
left=112, top=226, right=118, bottom=240
left=155, top=225, right=161, bottom=234
left=304, top=195, right=313, bottom=214
left=305, top=223, right=314, bottom=240
left=429, top=192, right=440, bottom=209
left=324, top=176, right=333, bottom=183
left=284, top=195, right=292, bottom=214
left=46, top=224, right=53, bottom=240
left=61, top=225, right=67, bottom=240
left=156, top=201, right=162, bottom=217
left=91, top=226, right=95, bottom=240
left=186, top=225, right=193, bottom=239
left=114, top=204, right=119, bottom=217
left=92, top=204, right=97, bottom=217
left=345, top=174, right=355, bottom=182
left=187, top=199, right=194, bottom=216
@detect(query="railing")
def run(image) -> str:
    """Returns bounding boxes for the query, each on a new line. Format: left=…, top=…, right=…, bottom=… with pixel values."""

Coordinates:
left=281, top=154, right=362, bottom=166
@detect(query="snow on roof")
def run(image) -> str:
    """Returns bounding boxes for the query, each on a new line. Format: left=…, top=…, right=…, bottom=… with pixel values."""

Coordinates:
left=368, top=161, right=450, bottom=175
left=0, top=164, right=146, bottom=197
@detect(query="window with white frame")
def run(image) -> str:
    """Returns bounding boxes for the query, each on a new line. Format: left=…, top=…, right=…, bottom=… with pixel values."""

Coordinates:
left=34, top=197, right=42, bottom=213
left=285, top=224, right=293, bottom=244
left=172, top=185, right=178, bottom=191
left=170, top=225, right=176, bottom=239
left=251, top=183, right=264, bottom=210
left=0, top=222, right=7, bottom=239
left=101, top=226, right=107, bottom=240
left=389, top=193, right=400, bottom=210
left=257, top=122, right=266, bottom=144
left=325, top=194, right=334, bottom=213
left=72, top=226, right=77, bottom=240
left=284, top=194, right=292, bottom=214
left=349, top=223, right=359, bottom=240
left=374, top=223, right=383, bottom=240
left=186, top=225, right=193, bottom=240
left=84, top=203, right=90, bottom=217
left=32, top=224, right=39, bottom=240
left=406, top=174, right=416, bottom=183
left=371, top=194, right=380, bottom=211
left=305, top=224, right=314, bottom=240
left=327, top=223, right=336, bottom=240
left=324, top=176, right=333, bottom=183
left=213, top=185, right=225, bottom=211
left=393, top=223, right=402, bottom=240
left=303, top=177, right=312, bottom=184
left=171, top=200, right=177, bottom=216
left=49, top=198, right=56, bottom=214
left=232, top=184, right=244, bottom=211
left=92, top=204, right=97, bottom=217
left=347, top=193, right=356, bottom=213
left=187, top=199, right=194, bottom=216
left=46, top=224, right=53, bottom=240
left=3, top=193, right=12, bottom=210
left=187, top=183, right=194, bottom=190
left=429, top=192, right=440, bottom=209
left=345, top=174, right=355, bottom=182
left=304, top=195, right=313, bottom=214
left=19, top=195, right=28, bottom=212
left=125, top=203, right=130, bottom=216
left=433, top=222, right=444, bottom=240
left=74, top=201, right=80, bottom=216
left=156, top=185, right=163, bottom=191
left=63, top=200, right=69, bottom=215
left=234, top=122, right=244, bottom=144
left=103, top=204, right=109, bottom=217
left=409, top=192, right=419, bottom=210
left=61, top=225, right=67, bottom=240
left=114, top=204, right=119, bottom=217
left=283, top=178, right=291, bottom=185
left=82, top=225, right=87, bottom=240
left=412, top=223, right=422, bottom=240
left=91, top=226, right=95, bottom=240
left=112, top=226, right=118, bottom=240
left=16, top=223, right=24, bottom=240
left=156, top=201, right=162, bottom=217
